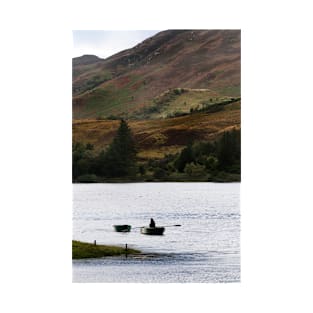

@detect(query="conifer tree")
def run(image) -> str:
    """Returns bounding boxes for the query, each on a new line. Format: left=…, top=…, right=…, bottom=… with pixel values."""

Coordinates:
left=102, top=119, right=137, bottom=177
left=217, top=129, right=240, bottom=169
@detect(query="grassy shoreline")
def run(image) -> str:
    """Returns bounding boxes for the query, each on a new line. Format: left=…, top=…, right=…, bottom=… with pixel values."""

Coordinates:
left=72, top=240, right=140, bottom=259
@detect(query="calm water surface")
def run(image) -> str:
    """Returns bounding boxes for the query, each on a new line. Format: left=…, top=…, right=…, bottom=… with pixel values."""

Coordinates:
left=73, top=182, right=240, bottom=283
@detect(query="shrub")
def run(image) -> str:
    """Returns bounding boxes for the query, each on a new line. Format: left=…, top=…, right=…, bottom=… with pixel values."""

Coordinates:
left=205, top=155, right=219, bottom=171
left=173, top=88, right=182, bottom=95
left=86, top=143, right=94, bottom=150
left=153, top=167, right=167, bottom=179
left=184, top=163, right=206, bottom=177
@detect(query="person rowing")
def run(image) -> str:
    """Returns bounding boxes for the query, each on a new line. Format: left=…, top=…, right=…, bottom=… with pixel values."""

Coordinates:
left=149, top=218, right=156, bottom=228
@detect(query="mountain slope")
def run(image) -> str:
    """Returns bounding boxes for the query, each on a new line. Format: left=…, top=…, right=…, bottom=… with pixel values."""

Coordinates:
left=72, top=30, right=240, bottom=119
left=73, top=100, right=241, bottom=160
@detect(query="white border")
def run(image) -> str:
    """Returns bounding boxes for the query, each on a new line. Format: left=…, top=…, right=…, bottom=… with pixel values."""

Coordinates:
left=1, top=0, right=313, bottom=312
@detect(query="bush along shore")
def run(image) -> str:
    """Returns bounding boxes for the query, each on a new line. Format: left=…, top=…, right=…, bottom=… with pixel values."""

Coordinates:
left=72, top=240, right=140, bottom=259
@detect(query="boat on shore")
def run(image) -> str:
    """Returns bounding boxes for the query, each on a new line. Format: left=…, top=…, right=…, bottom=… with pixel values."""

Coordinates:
left=140, top=226, right=165, bottom=235
left=113, top=225, right=131, bottom=232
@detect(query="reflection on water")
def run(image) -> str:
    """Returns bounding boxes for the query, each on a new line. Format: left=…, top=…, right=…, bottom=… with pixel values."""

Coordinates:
left=73, top=182, right=240, bottom=283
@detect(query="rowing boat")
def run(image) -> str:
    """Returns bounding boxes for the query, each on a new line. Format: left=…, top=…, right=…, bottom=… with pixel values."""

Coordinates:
left=140, top=226, right=165, bottom=235
left=113, top=225, right=131, bottom=232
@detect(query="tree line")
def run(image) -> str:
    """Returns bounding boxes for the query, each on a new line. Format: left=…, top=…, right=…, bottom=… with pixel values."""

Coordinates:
left=73, top=119, right=240, bottom=182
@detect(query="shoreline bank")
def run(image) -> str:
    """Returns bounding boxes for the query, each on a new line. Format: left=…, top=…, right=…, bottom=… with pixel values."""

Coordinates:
left=72, top=240, right=141, bottom=259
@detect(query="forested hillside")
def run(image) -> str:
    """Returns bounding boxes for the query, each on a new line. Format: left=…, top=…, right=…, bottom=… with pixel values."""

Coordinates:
left=72, top=30, right=241, bottom=182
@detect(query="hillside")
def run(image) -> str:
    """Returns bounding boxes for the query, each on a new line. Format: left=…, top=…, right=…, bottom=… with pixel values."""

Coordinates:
left=73, top=100, right=240, bottom=160
left=72, top=30, right=240, bottom=119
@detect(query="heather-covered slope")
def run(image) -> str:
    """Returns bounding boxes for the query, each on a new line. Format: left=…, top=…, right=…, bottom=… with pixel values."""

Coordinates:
left=73, top=30, right=240, bottom=119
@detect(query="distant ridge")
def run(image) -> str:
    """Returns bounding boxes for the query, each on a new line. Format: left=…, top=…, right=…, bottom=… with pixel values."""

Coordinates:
left=73, top=54, right=101, bottom=66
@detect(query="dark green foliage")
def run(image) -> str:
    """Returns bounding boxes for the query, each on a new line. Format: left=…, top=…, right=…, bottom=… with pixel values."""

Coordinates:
left=192, top=141, right=215, bottom=159
left=86, top=143, right=94, bottom=150
left=139, top=165, right=146, bottom=175
left=93, top=150, right=105, bottom=176
left=173, top=88, right=185, bottom=95
left=203, top=103, right=225, bottom=113
left=184, top=163, right=206, bottom=177
left=174, top=143, right=194, bottom=172
left=190, top=97, right=241, bottom=115
left=72, top=142, right=97, bottom=180
left=217, top=129, right=241, bottom=171
left=205, top=155, right=219, bottom=171
left=172, top=128, right=240, bottom=178
left=72, top=120, right=137, bottom=181
left=153, top=167, right=167, bottom=179
left=101, top=119, right=137, bottom=177
left=72, top=127, right=240, bottom=182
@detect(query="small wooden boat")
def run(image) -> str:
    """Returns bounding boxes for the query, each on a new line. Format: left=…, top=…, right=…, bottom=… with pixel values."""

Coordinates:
left=140, top=226, right=165, bottom=235
left=113, top=225, right=131, bottom=232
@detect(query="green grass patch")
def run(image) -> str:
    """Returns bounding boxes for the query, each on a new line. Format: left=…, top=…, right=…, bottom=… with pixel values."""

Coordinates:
left=80, top=86, right=132, bottom=118
left=73, top=70, right=112, bottom=96
left=72, top=240, right=140, bottom=259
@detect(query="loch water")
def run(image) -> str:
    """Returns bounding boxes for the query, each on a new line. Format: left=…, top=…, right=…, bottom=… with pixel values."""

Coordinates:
left=72, top=182, right=240, bottom=283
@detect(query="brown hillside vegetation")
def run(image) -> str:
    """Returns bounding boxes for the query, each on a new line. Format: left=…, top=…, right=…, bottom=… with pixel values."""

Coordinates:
left=73, top=101, right=240, bottom=160
left=73, top=30, right=240, bottom=119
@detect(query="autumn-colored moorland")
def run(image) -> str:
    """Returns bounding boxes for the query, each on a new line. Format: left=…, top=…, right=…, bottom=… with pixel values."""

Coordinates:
left=72, top=30, right=240, bottom=182
left=73, top=100, right=240, bottom=160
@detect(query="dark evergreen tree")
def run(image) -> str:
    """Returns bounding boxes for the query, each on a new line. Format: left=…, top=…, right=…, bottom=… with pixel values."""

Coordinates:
left=102, top=119, right=137, bottom=177
left=217, top=129, right=240, bottom=170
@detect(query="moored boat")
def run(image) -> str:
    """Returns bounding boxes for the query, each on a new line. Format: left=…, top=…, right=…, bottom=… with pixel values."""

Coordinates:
left=113, top=225, right=131, bottom=232
left=140, top=226, right=165, bottom=235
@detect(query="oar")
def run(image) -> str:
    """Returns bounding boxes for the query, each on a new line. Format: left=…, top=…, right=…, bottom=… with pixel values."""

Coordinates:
left=132, top=224, right=181, bottom=229
left=163, top=224, right=182, bottom=227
